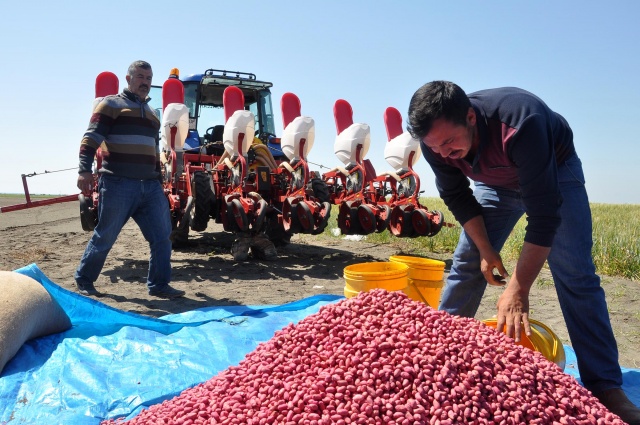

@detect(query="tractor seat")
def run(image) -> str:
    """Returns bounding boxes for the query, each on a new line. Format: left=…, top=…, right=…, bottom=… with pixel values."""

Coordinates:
left=197, top=125, right=226, bottom=155
left=210, top=125, right=224, bottom=143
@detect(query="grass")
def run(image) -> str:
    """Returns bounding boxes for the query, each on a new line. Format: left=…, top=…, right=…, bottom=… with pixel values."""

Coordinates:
left=1, top=193, right=61, bottom=199
left=591, top=204, right=640, bottom=280
left=323, top=197, right=640, bottom=281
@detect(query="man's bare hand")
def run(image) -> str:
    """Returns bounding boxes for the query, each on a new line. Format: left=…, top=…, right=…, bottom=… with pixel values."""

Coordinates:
left=77, top=172, right=94, bottom=195
left=480, top=250, right=509, bottom=286
left=495, top=285, right=531, bottom=342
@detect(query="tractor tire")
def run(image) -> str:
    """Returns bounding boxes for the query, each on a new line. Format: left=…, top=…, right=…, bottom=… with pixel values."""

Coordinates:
left=189, top=172, right=213, bottom=231
left=308, top=178, right=331, bottom=203
left=170, top=224, right=189, bottom=247
left=171, top=197, right=193, bottom=247
left=311, top=202, right=332, bottom=235
left=357, top=204, right=377, bottom=234
left=226, top=198, right=249, bottom=232
left=79, top=194, right=98, bottom=232
left=266, top=215, right=292, bottom=246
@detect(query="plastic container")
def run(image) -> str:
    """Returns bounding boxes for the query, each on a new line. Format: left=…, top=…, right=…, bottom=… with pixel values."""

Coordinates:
left=334, top=123, right=371, bottom=166
left=389, top=255, right=445, bottom=308
left=281, top=116, right=315, bottom=161
left=384, top=132, right=421, bottom=172
left=482, top=318, right=566, bottom=370
left=389, top=255, right=445, bottom=280
left=161, top=103, right=189, bottom=152
left=223, top=110, right=255, bottom=156
left=343, top=262, right=408, bottom=298
left=402, top=280, right=444, bottom=309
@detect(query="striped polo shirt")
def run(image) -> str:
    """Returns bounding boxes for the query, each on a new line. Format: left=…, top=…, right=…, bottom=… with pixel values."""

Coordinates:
left=78, top=89, right=161, bottom=180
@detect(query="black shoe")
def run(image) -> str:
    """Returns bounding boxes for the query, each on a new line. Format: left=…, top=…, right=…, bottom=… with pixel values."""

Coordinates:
left=149, top=285, right=185, bottom=299
left=595, top=388, right=640, bottom=425
left=76, top=282, right=98, bottom=296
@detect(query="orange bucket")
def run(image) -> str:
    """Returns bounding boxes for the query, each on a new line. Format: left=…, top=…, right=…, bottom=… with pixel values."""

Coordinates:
left=482, top=318, right=566, bottom=370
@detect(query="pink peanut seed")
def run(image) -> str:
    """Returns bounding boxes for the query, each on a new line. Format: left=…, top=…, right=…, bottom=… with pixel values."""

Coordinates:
left=101, top=290, right=625, bottom=425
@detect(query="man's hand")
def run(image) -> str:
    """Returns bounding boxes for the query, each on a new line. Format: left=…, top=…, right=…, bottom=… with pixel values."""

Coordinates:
left=460, top=216, right=509, bottom=287
left=77, top=172, right=94, bottom=195
left=495, top=284, right=530, bottom=342
left=480, top=249, right=509, bottom=287
left=494, top=242, right=550, bottom=342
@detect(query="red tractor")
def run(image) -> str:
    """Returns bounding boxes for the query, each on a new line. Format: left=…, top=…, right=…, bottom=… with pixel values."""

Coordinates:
left=152, top=68, right=335, bottom=252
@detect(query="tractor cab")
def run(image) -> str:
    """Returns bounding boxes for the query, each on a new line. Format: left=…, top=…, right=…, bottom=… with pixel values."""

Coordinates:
left=149, top=68, right=283, bottom=158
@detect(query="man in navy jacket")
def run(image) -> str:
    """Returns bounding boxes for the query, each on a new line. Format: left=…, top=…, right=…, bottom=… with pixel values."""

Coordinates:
left=408, top=81, right=639, bottom=424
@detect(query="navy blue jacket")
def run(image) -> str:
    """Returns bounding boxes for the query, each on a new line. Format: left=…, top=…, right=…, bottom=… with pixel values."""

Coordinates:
left=422, top=87, right=575, bottom=247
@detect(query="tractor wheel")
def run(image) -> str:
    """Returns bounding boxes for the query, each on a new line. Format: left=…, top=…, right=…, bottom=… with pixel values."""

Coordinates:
left=427, top=210, right=445, bottom=237
left=376, top=205, right=391, bottom=233
left=189, top=172, right=213, bottom=231
left=311, top=202, right=332, bottom=235
left=281, top=197, right=298, bottom=233
left=338, top=201, right=362, bottom=235
left=253, top=199, right=268, bottom=232
left=411, top=209, right=431, bottom=236
left=296, top=201, right=314, bottom=232
left=308, top=178, right=331, bottom=203
left=266, top=215, right=292, bottom=246
left=389, top=205, right=415, bottom=237
left=170, top=222, right=189, bottom=247
left=227, top=198, right=249, bottom=232
left=357, top=204, right=377, bottom=234
left=79, top=194, right=98, bottom=231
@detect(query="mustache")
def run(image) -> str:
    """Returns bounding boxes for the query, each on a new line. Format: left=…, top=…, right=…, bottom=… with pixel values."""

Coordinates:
left=139, top=84, right=149, bottom=89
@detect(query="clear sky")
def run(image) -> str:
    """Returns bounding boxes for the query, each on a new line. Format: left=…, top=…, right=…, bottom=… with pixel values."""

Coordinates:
left=1, top=1, right=638, bottom=204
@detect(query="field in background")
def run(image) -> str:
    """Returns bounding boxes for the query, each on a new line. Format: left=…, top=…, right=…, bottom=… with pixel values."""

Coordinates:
left=1, top=193, right=64, bottom=199
left=324, top=198, right=640, bottom=281
left=3, top=194, right=638, bottom=281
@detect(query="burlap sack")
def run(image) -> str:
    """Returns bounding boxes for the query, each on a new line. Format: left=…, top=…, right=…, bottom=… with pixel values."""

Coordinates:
left=0, top=271, right=71, bottom=373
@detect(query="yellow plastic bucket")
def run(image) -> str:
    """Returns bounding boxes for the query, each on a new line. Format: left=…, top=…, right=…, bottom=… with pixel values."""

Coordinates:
left=343, top=262, right=408, bottom=298
left=389, top=255, right=445, bottom=308
left=402, top=279, right=444, bottom=309
left=389, top=255, right=445, bottom=280
left=482, top=318, right=566, bottom=370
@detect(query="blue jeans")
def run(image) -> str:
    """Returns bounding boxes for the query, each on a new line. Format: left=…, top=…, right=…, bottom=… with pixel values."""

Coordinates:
left=75, top=175, right=172, bottom=292
left=439, top=154, right=622, bottom=394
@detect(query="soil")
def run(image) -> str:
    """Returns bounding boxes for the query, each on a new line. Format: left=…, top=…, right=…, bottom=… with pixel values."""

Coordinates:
left=0, top=196, right=638, bottom=369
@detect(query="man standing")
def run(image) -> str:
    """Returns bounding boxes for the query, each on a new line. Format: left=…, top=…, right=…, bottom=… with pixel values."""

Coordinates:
left=407, top=81, right=639, bottom=424
left=75, top=60, right=185, bottom=299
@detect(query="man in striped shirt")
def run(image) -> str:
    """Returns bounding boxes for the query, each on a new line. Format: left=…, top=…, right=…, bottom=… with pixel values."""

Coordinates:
left=75, top=60, right=185, bottom=299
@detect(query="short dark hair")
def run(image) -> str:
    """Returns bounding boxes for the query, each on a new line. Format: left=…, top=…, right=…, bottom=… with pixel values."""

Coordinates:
left=127, top=60, right=152, bottom=77
left=407, top=81, right=471, bottom=140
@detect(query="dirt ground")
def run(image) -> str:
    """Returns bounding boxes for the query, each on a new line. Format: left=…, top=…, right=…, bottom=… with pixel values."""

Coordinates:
left=0, top=196, right=638, bottom=369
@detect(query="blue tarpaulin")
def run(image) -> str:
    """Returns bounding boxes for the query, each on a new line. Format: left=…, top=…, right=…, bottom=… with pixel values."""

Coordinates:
left=1, top=263, right=638, bottom=424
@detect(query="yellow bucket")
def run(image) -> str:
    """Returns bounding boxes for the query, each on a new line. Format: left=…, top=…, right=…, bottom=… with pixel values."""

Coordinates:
left=389, top=255, right=445, bottom=280
left=402, top=279, right=444, bottom=309
left=343, top=262, right=408, bottom=298
left=389, top=255, right=445, bottom=308
left=482, top=318, right=566, bottom=370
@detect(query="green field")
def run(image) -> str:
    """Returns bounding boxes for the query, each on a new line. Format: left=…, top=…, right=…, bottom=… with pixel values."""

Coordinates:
left=323, top=198, right=640, bottom=281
